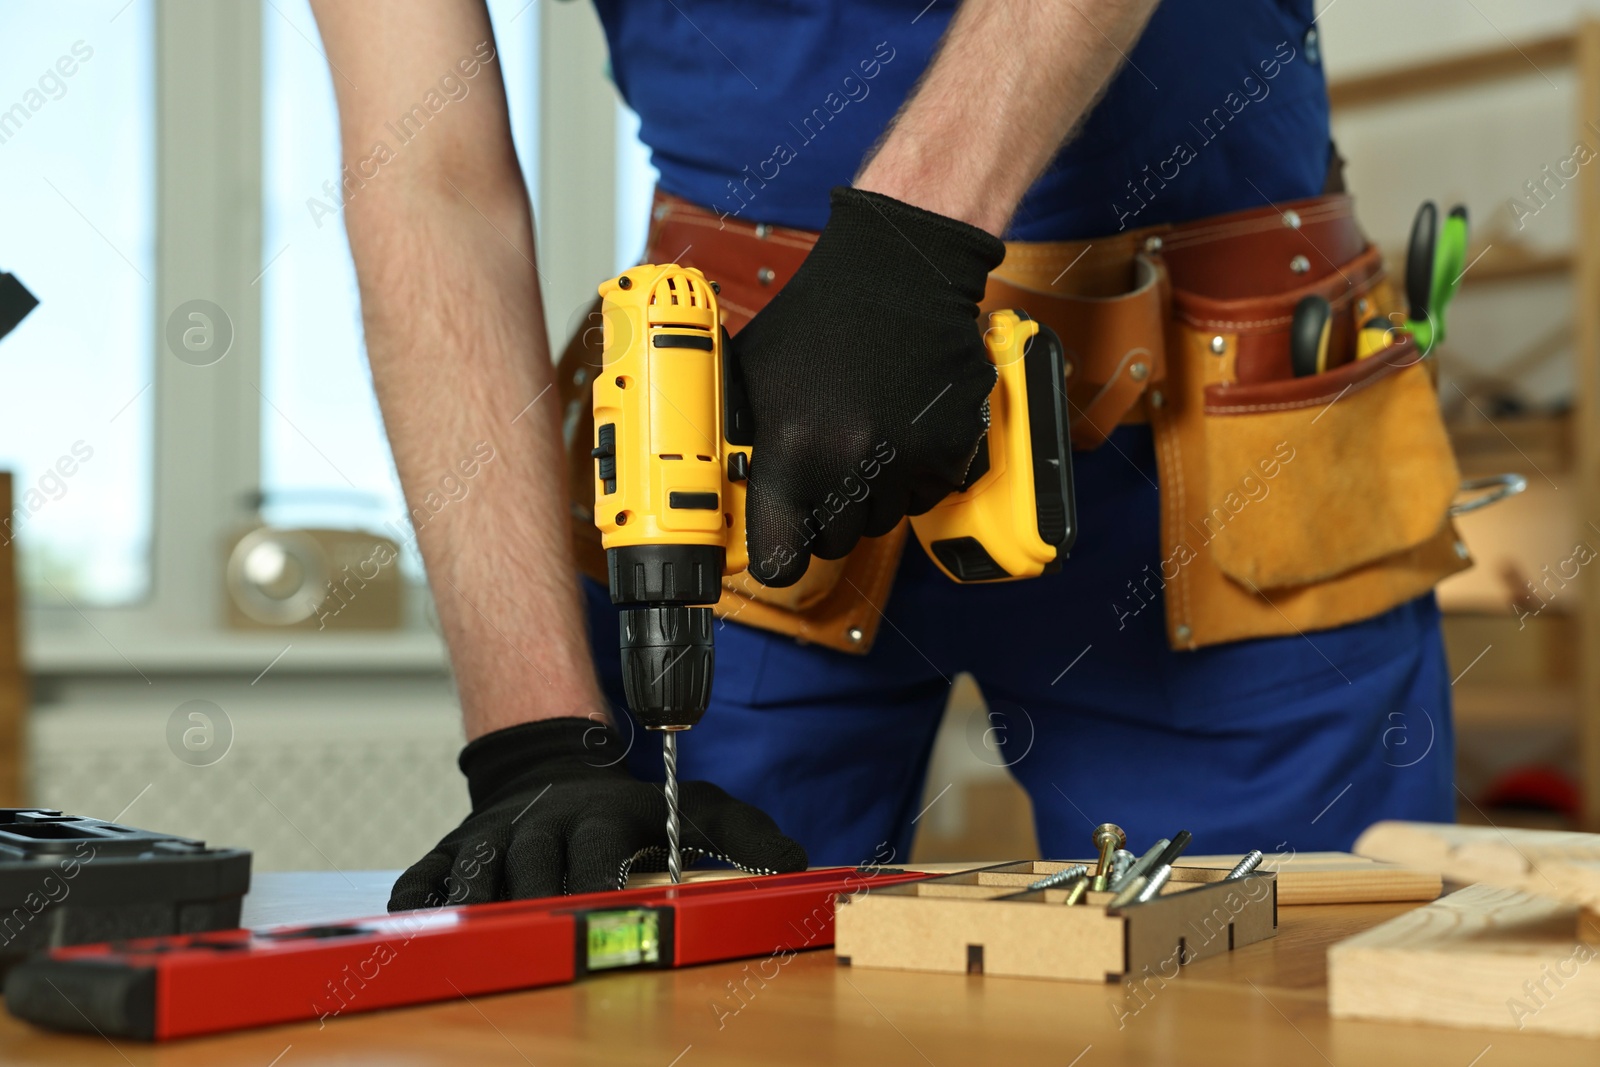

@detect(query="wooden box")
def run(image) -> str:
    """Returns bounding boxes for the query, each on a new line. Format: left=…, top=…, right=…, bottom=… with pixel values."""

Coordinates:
left=834, top=860, right=1277, bottom=982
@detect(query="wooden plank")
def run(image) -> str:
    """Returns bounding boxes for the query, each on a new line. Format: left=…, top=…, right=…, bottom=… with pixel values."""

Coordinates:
left=1183, top=851, right=1440, bottom=904
left=635, top=854, right=1434, bottom=906
left=1330, top=883, right=1600, bottom=1036
left=1328, top=33, right=1574, bottom=111
left=1355, top=821, right=1600, bottom=909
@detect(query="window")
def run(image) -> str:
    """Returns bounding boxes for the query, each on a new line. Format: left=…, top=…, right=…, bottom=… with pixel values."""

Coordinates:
left=12, top=0, right=626, bottom=668
left=0, top=2, right=155, bottom=605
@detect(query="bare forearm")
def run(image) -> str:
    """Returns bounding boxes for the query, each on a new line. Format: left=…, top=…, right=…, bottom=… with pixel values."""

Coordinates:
left=857, top=0, right=1159, bottom=235
left=348, top=194, right=604, bottom=738
left=312, top=0, right=604, bottom=738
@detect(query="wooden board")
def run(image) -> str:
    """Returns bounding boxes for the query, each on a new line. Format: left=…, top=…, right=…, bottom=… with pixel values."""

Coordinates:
left=630, top=853, right=1439, bottom=905
left=1330, top=882, right=1600, bottom=1036
left=834, top=860, right=1276, bottom=982
left=1354, top=821, right=1600, bottom=910
left=1184, top=851, right=1440, bottom=905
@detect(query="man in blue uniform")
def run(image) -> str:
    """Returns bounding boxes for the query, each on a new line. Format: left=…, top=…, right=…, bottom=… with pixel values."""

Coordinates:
left=309, top=0, right=1454, bottom=907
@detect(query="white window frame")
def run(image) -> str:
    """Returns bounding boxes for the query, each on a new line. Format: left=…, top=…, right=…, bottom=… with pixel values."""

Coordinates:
left=26, top=0, right=623, bottom=676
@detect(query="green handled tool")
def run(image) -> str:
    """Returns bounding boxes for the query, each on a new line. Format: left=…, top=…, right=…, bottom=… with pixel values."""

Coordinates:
left=1404, top=201, right=1469, bottom=354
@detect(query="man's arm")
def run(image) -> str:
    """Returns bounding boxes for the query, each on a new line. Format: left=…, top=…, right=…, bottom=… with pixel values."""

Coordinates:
left=309, top=0, right=604, bottom=738
left=857, top=0, right=1160, bottom=236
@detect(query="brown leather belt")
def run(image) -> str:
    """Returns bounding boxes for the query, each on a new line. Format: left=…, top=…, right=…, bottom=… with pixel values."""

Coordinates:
left=560, top=190, right=1399, bottom=656
left=644, top=190, right=1367, bottom=447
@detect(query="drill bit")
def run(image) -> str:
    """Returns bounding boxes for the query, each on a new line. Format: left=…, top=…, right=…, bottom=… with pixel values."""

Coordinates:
left=662, top=731, right=682, bottom=884
left=1133, top=829, right=1193, bottom=904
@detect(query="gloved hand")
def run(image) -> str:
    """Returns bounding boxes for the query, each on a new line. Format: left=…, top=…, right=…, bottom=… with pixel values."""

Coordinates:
left=732, top=186, right=1006, bottom=588
left=389, top=717, right=807, bottom=910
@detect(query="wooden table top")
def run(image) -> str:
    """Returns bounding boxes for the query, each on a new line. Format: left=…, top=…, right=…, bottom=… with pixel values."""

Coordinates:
left=1, top=871, right=1595, bottom=1065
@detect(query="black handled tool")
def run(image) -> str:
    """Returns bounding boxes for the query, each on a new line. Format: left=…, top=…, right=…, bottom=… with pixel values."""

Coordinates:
left=1289, top=294, right=1333, bottom=378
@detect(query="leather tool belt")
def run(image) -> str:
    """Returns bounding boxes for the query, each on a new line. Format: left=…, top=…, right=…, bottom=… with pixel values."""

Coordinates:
left=558, top=191, right=1469, bottom=654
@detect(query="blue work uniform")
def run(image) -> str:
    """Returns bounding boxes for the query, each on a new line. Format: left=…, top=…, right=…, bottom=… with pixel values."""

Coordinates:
left=583, top=0, right=1454, bottom=866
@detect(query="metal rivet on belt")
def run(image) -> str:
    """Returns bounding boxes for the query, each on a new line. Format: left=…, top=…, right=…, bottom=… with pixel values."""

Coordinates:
left=1175, top=624, right=1192, bottom=644
left=1290, top=255, right=1311, bottom=274
left=1282, top=209, right=1302, bottom=230
left=1063, top=360, right=1075, bottom=378
left=1149, top=389, right=1165, bottom=409
left=757, top=267, right=776, bottom=285
left=1305, top=27, right=1321, bottom=65
left=845, top=626, right=864, bottom=644
left=1209, top=335, right=1226, bottom=355
left=1129, top=361, right=1149, bottom=382
left=754, top=223, right=771, bottom=239
left=1143, top=236, right=1164, bottom=254
left=1454, top=541, right=1470, bottom=560
left=653, top=202, right=670, bottom=221
left=1356, top=297, right=1370, bottom=317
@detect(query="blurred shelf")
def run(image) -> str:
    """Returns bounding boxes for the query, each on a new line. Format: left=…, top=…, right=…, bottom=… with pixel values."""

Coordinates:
left=1452, top=681, right=1575, bottom=730
left=1381, top=244, right=1572, bottom=287
left=1448, top=412, right=1571, bottom=478
left=1329, top=32, right=1575, bottom=110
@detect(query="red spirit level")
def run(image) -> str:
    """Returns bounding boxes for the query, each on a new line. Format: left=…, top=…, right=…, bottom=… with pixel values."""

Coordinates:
left=4, top=866, right=926, bottom=1040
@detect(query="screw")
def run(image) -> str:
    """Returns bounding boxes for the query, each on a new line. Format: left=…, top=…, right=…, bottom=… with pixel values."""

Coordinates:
left=1224, top=850, right=1264, bottom=881
left=1063, top=874, right=1093, bottom=905
left=1090, top=823, right=1126, bottom=891
left=1290, top=255, right=1311, bottom=274
left=1209, top=335, right=1226, bottom=355
left=757, top=267, right=775, bottom=285
left=1026, top=863, right=1089, bottom=892
left=1134, top=865, right=1173, bottom=903
left=1109, top=875, right=1147, bottom=909
left=618, top=276, right=632, bottom=290
left=1109, top=849, right=1134, bottom=886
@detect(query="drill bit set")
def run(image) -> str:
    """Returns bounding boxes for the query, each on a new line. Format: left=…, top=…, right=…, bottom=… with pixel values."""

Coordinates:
left=834, top=825, right=1278, bottom=983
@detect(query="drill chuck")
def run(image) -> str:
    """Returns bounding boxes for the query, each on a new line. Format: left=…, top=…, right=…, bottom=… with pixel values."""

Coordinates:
left=619, top=605, right=714, bottom=731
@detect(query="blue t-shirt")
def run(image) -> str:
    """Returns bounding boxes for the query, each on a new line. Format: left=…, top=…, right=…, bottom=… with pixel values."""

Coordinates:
left=592, top=0, right=1330, bottom=240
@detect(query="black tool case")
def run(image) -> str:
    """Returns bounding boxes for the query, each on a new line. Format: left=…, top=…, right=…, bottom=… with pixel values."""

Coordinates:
left=0, top=809, right=250, bottom=966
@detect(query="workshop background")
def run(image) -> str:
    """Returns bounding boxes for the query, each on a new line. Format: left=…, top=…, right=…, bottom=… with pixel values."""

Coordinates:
left=0, top=0, right=1594, bottom=872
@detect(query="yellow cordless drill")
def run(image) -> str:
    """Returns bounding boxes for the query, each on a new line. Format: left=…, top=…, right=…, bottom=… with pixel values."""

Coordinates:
left=590, top=263, right=1075, bottom=881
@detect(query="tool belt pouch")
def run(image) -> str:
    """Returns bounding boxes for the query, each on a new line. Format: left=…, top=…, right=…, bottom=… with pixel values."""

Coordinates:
left=982, top=245, right=1169, bottom=450
left=1158, top=240, right=1469, bottom=647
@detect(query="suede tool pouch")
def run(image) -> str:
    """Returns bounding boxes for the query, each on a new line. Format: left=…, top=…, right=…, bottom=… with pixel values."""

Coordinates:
left=1200, top=337, right=1461, bottom=591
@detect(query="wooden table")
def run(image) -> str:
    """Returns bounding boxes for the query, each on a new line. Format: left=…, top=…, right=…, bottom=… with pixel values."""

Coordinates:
left=2, top=872, right=1596, bottom=1065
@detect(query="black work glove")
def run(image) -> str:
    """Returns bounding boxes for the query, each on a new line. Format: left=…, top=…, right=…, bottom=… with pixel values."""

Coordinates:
left=388, top=717, right=807, bottom=910
left=732, top=186, right=1006, bottom=588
